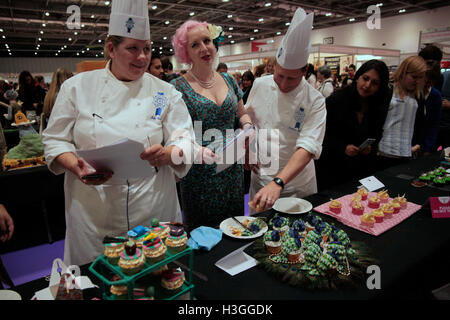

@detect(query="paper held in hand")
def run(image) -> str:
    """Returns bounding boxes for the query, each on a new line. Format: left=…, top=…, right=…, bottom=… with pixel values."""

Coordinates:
left=76, top=138, right=155, bottom=179
left=215, top=126, right=254, bottom=174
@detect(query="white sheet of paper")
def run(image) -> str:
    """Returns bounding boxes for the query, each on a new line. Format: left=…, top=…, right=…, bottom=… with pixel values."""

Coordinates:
left=76, top=138, right=155, bottom=179
left=359, top=176, right=385, bottom=192
left=215, top=126, right=253, bottom=174
left=215, top=242, right=258, bottom=276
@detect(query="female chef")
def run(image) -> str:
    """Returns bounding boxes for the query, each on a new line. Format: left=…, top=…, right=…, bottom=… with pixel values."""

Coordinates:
left=42, top=0, right=197, bottom=265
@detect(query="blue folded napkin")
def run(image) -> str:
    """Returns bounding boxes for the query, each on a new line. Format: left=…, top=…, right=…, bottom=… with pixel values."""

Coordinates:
left=187, top=226, right=223, bottom=251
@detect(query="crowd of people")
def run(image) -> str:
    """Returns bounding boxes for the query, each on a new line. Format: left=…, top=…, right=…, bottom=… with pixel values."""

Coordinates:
left=0, top=0, right=449, bottom=267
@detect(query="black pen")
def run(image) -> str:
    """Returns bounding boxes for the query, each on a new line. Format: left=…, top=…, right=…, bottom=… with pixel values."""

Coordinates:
left=147, top=136, right=159, bottom=172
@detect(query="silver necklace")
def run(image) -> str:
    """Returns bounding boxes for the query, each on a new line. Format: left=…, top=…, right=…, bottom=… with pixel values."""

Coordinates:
left=189, top=70, right=216, bottom=89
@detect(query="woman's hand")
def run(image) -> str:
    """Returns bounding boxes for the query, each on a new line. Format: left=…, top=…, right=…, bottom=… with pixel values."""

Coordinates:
left=361, top=145, right=372, bottom=155
left=345, top=144, right=360, bottom=157
left=56, top=152, right=113, bottom=185
left=0, top=204, right=14, bottom=242
left=251, top=181, right=282, bottom=212
left=141, top=144, right=170, bottom=167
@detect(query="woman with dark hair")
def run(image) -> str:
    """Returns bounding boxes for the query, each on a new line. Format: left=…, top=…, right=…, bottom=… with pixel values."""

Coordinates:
left=17, top=70, right=39, bottom=114
left=305, top=63, right=317, bottom=88
left=242, top=70, right=255, bottom=104
left=316, top=59, right=391, bottom=191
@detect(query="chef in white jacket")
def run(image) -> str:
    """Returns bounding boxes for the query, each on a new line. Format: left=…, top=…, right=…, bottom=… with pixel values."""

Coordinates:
left=42, top=0, right=197, bottom=266
left=245, top=8, right=326, bottom=212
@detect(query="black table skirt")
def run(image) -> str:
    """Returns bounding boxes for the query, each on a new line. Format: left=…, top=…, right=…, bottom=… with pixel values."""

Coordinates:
left=12, top=152, right=450, bottom=300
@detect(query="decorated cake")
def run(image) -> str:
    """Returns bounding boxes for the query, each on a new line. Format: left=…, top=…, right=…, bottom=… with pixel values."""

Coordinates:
left=356, top=187, right=368, bottom=200
left=372, top=209, right=384, bottom=223
left=351, top=200, right=364, bottom=215
left=269, top=214, right=289, bottom=236
left=253, top=213, right=376, bottom=290
left=161, top=268, right=185, bottom=293
left=368, top=196, right=380, bottom=209
left=149, top=218, right=170, bottom=240
left=377, top=189, right=390, bottom=203
left=328, top=199, right=342, bottom=214
left=118, top=241, right=145, bottom=275
left=127, top=225, right=150, bottom=248
left=142, top=233, right=167, bottom=264
left=165, top=223, right=188, bottom=254
left=103, top=236, right=127, bottom=265
left=360, top=213, right=375, bottom=228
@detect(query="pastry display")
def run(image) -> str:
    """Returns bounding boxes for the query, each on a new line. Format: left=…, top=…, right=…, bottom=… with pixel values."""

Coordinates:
left=165, top=223, right=188, bottom=254
left=142, top=233, right=167, bottom=264
left=328, top=199, right=342, bottom=214
left=118, top=241, right=145, bottom=275
left=148, top=218, right=170, bottom=240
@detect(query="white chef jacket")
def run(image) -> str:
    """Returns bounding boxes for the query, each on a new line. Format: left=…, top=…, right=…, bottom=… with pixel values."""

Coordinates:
left=42, top=62, right=197, bottom=266
left=245, top=75, right=326, bottom=200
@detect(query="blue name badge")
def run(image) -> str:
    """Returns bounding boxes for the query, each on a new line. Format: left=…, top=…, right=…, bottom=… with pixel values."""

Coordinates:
left=288, top=107, right=306, bottom=132
left=151, top=92, right=168, bottom=120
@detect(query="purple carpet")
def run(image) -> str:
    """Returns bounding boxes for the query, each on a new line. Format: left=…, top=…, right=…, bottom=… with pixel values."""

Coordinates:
left=1, top=194, right=251, bottom=288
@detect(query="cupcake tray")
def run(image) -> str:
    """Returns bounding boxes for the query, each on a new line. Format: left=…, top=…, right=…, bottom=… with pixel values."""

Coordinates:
left=313, top=192, right=422, bottom=236
left=89, top=246, right=195, bottom=300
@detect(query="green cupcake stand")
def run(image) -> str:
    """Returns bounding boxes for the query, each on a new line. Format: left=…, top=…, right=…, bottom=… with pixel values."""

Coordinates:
left=89, top=246, right=195, bottom=300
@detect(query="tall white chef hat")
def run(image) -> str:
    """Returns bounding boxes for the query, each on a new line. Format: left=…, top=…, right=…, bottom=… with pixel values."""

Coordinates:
left=276, top=8, right=314, bottom=70
left=108, top=0, right=150, bottom=41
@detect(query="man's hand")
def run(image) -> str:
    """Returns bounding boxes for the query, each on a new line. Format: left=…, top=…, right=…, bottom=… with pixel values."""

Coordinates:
left=251, top=181, right=282, bottom=212
left=0, top=204, right=14, bottom=242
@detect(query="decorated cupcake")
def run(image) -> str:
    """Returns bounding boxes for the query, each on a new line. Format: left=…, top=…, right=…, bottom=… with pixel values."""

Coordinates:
left=389, top=201, right=401, bottom=214
left=292, top=219, right=307, bottom=238
left=360, top=213, right=375, bottom=228
left=103, top=236, right=127, bottom=265
left=118, top=241, right=145, bottom=275
left=351, top=200, right=364, bottom=215
left=350, top=193, right=362, bottom=204
left=305, top=213, right=323, bottom=232
left=149, top=218, right=170, bottom=240
left=142, top=233, right=167, bottom=264
left=269, top=214, right=289, bottom=236
left=109, top=275, right=128, bottom=300
left=328, top=199, right=342, bottom=214
left=381, top=203, right=394, bottom=218
left=263, top=230, right=282, bottom=254
left=282, top=236, right=302, bottom=263
left=357, top=187, right=368, bottom=200
left=127, top=225, right=150, bottom=248
left=372, top=209, right=384, bottom=223
left=377, top=189, right=390, bottom=203
left=161, top=268, right=185, bottom=293
left=368, top=196, right=380, bottom=209
left=165, top=223, right=188, bottom=254
left=393, top=194, right=407, bottom=209
left=315, top=221, right=332, bottom=237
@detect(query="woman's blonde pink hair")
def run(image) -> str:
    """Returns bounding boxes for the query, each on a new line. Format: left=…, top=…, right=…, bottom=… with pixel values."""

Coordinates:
left=171, top=20, right=208, bottom=64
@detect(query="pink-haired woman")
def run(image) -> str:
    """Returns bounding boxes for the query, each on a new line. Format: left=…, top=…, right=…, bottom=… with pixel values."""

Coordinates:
left=170, top=20, right=253, bottom=231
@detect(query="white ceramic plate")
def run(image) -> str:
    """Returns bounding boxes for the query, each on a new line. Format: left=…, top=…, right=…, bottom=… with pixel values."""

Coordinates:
left=272, top=198, right=313, bottom=215
left=0, top=290, right=22, bottom=300
left=220, top=216, right=268, bottom=239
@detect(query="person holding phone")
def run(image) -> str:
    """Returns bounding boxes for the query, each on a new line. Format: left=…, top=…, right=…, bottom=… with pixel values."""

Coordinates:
left=42, top=0, right=197, bottom=266
left=316, top=60, right=391, bottom=191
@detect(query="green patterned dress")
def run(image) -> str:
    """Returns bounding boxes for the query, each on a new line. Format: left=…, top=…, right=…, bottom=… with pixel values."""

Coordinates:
left=171, top=73, right=244, bottom=231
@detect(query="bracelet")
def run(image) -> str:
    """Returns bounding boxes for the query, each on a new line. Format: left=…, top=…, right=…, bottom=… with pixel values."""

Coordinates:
left=241, top=121, right=253, bottom=128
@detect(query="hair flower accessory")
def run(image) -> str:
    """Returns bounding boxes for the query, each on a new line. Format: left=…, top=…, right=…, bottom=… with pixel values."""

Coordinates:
left=208, top=24, right=224, bottom=50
